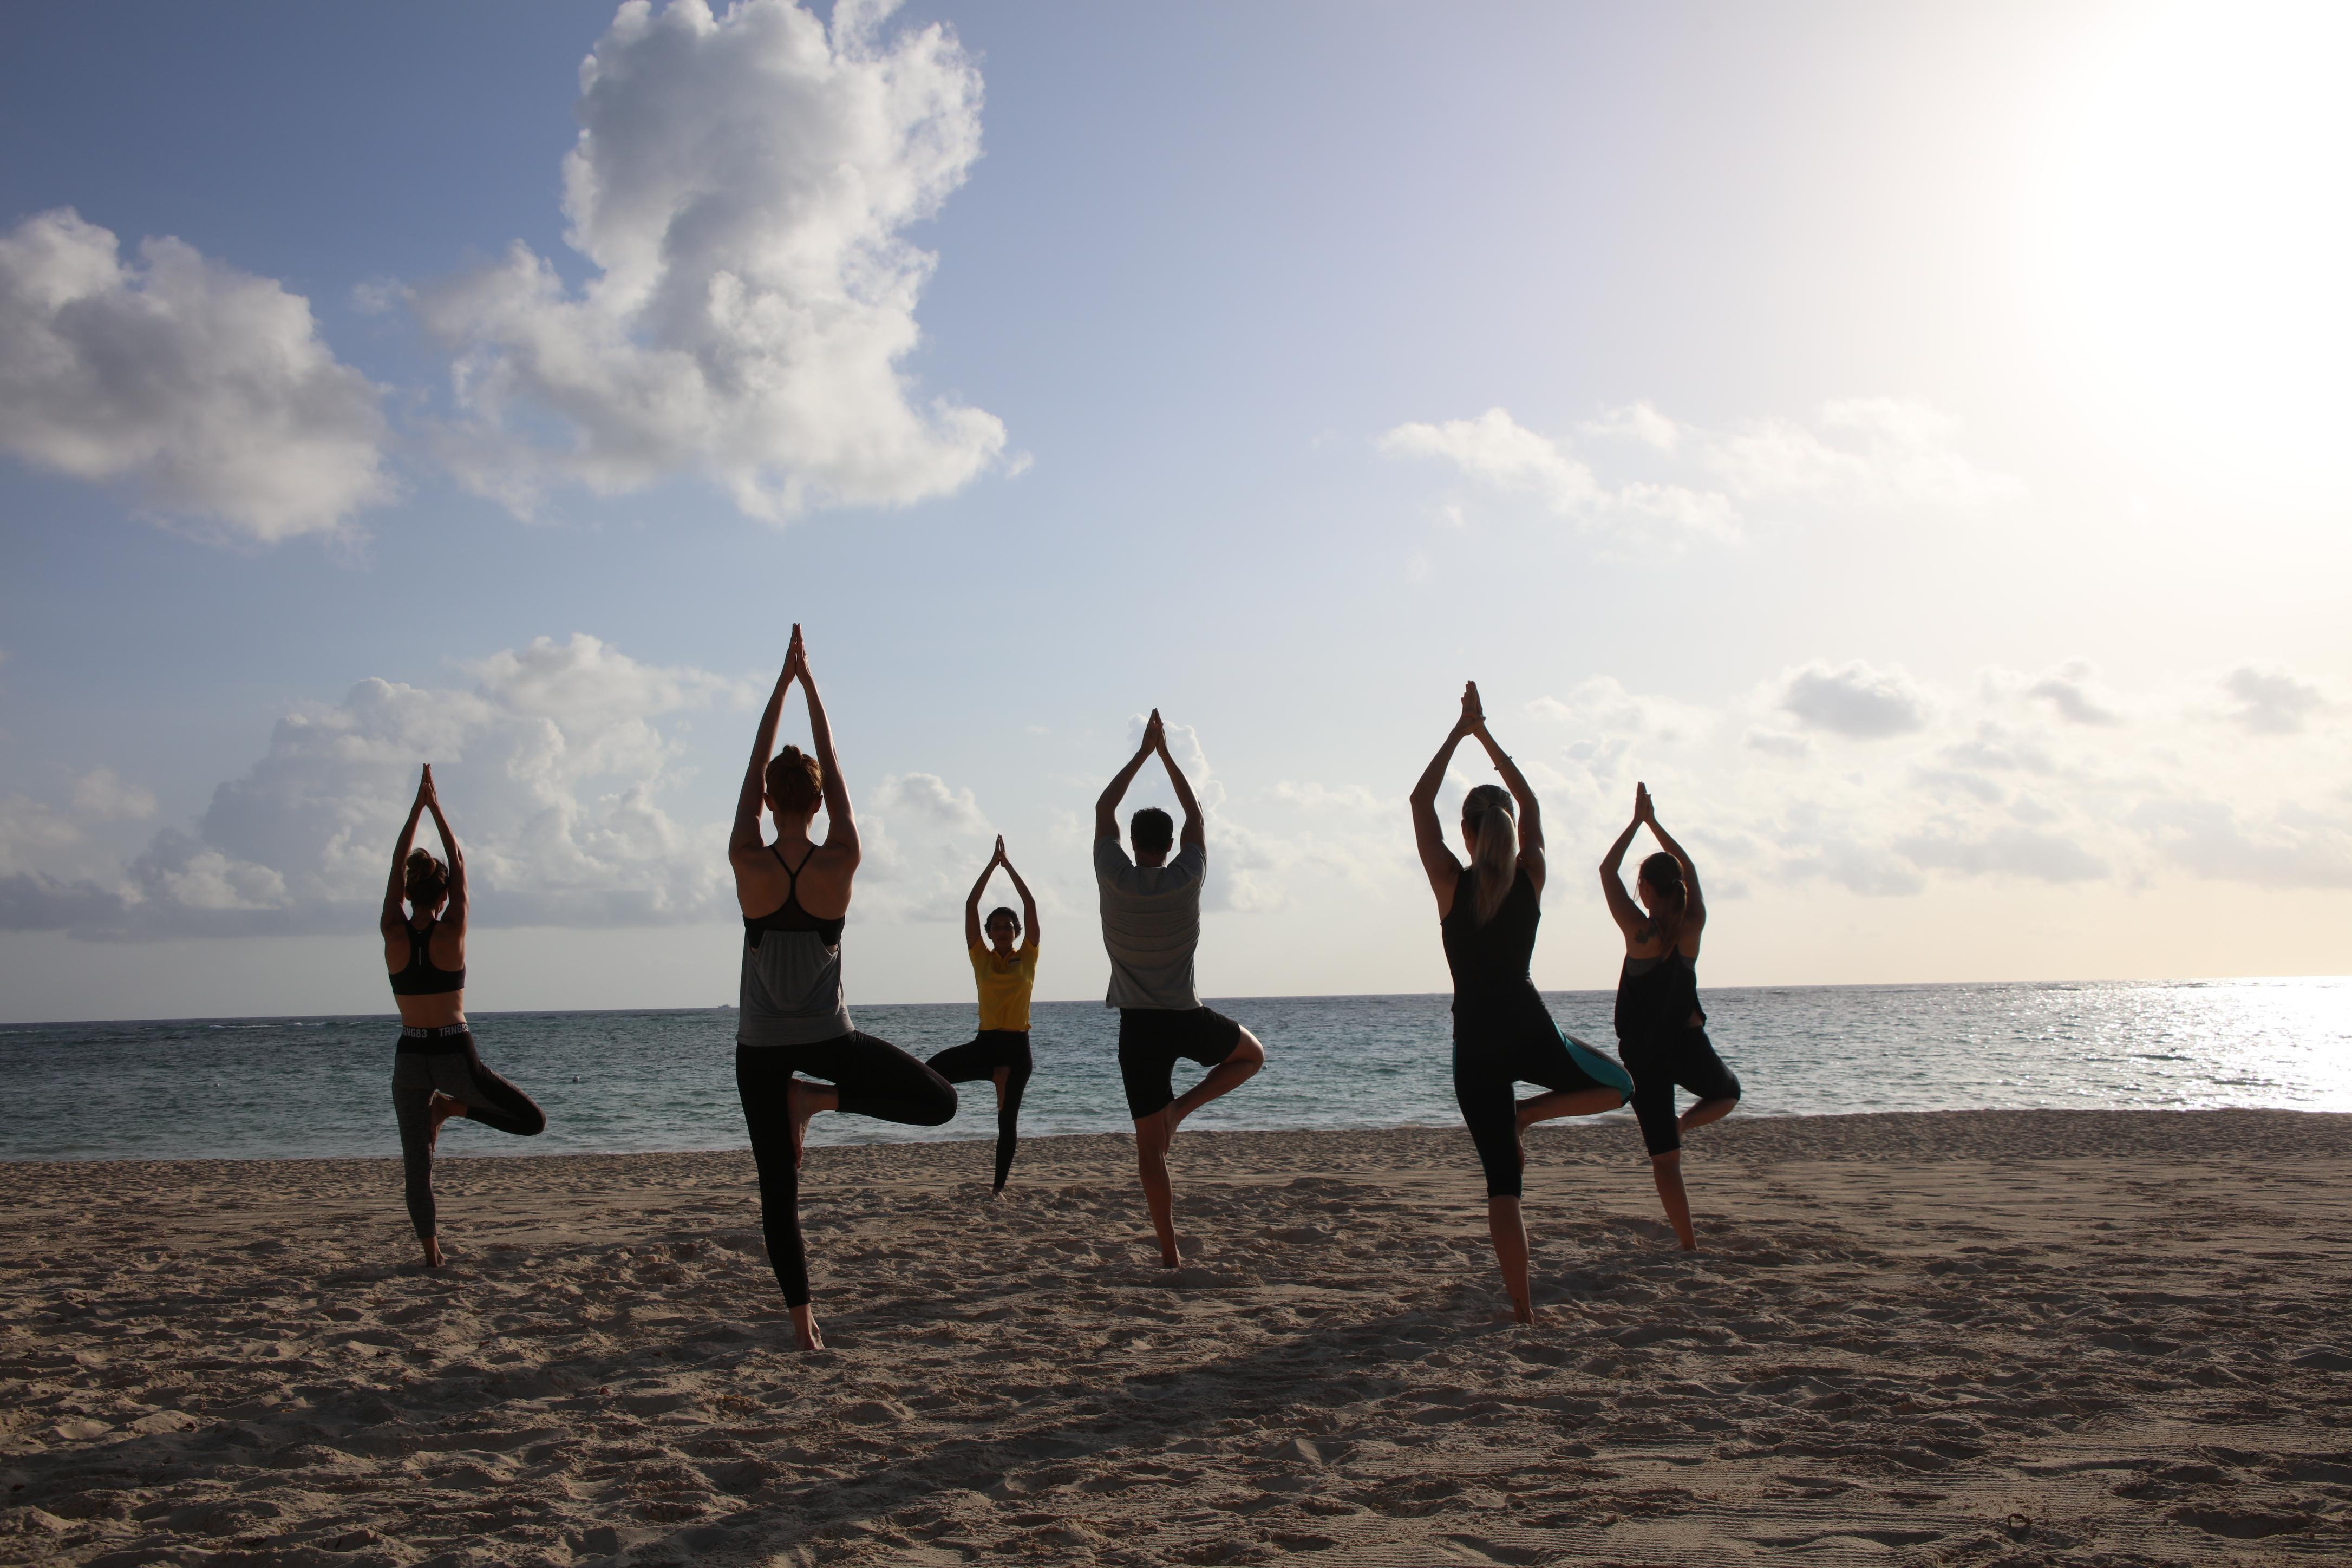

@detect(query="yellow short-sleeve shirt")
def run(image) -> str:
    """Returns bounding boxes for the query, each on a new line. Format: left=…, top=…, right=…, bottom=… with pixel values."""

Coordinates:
left=970, top=943, right=1040, bottom=1033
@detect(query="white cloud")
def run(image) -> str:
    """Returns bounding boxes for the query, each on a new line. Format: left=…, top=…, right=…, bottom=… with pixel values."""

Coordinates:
left=2133, top=798, right=2352, bottom=890
left=412, top=0, right=1004, bottom=521
left=852, top=770, right=1001, bottom=922
left=1, top=633, right=754, bottom=937
left=1379, top=397, right=2015, bottom=547
left=1744, top=729, right=1811, bottom=760
left=2023, top=660, right=2123, bottom=727
left=1780, top=660, right=1931, bottom=739
left=1579, top=400, right=1680, bottom=452
left=0, top=795, right=82, bottom=874
left=2220, top=665, right=2324, bottom=735
left=1378, top=407, right=1734, bottom=547
left=1703, top=398, right=2018, bottom=509
left=1416, top=654, right=2352, bottom=903
left=1528, top=677, right=1719, bottom=749
left=1543, top=657, right=2352, bottom=899
left=69, top=767, right=156, bottom=821
left=1378, top=408, right=1600, bottom=514
left=1268, top=781, right=1384, bottom=816
left=872, top=771, right=988, bottom=832
left=132, top=832, right=291, bottom=912
left=0, top=209, right=391, bottom=541
left=1897, top=825, right=2108, bottom=884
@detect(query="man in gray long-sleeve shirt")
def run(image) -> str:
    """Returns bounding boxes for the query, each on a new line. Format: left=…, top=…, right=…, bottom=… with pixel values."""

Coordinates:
left=1096, top=709, right=1265, bottom=1268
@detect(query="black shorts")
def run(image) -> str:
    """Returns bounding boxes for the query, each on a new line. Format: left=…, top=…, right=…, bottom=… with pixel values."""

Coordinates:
left=1619, top=1027, right=1741, bottom=1157
left=1117, top=1006, right=1244, bottom=1120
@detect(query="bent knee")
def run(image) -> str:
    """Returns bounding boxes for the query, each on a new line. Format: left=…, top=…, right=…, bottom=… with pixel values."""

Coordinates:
left=1229, top=1030, right=1266, bottom=1067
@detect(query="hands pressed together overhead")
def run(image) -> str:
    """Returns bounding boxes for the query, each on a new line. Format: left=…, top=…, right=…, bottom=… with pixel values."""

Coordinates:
left=1455, top=680, right=1486, bottom=737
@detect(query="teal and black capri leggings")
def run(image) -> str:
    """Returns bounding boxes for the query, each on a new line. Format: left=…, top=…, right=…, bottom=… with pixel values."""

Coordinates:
left=1452, top=1024, right=1633, bottom=1199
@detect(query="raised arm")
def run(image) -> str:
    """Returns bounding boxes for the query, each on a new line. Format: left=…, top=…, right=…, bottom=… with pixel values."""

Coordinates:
left=419, top=767, right=467, bottom=936
left=1598, top=785, right=1645, bottom=939
left=1410, top=682, right=1480, bottom=906
left=382, top=774, right=427, bottom=932
left=1468, top=706, right=1544, bottom=892
left=965, top=836, right=1002, bottom=949
left=796, top=630, right=858, bottom=860
left=1153, top=711, right=1205, bottom=850
left=999, top=845, right=1041, bottom=953
left=731, top=636, right=798, bottom=858
left=1641, top=786, right=1705, bottom=929
left=1094, top=711, right=1160, bottom=840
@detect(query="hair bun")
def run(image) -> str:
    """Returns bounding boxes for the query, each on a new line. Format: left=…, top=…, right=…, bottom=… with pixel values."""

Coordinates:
left=404, top=848, right=449, bottom=905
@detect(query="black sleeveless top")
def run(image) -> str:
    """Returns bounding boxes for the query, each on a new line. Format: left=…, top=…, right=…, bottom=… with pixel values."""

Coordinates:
left=1440, top=862, right=1548, bottom=1038
left=745, top=845, right=845, bottom=948
left=1614, top=949, right=1703, bottom=1043
left=388, top=919, right=465, bottom=996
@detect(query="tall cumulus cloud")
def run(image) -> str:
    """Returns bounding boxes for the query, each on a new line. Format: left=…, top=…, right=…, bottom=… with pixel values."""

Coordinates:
left=413, top=0, right=1007, bottom=521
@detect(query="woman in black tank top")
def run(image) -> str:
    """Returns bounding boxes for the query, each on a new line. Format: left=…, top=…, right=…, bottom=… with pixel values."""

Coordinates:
left=380, top=766, right=544, bottom=1268
left=1601, top=782, right=1741, bottom=1251
left=1412, top=683, right=1634, bottom=1325
left=726, top=626, right=955, bottom=1352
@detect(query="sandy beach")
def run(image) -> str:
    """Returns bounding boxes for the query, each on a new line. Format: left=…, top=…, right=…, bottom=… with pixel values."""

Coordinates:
left=5, top=1110, right=2350, bottom=1566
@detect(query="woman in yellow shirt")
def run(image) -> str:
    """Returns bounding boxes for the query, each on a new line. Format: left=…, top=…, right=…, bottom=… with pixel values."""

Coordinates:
left=927, top=835, right=1040, bottom=1192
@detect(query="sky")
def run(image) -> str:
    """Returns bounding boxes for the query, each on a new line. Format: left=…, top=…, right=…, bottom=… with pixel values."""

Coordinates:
left=1, top=0, right=2347, bottom=1023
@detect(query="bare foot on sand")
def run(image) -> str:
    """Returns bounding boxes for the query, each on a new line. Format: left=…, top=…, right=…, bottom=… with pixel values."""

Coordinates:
left=789, top=1303, right=825, bottom=1352
left=419, top=1235, right=445, bottom=1269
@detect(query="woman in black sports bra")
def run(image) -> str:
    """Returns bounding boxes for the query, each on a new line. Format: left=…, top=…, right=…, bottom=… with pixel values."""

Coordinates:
left=728, top=626, right=955, bottom=1352
left=1601, top=781, right=1740, bottom=1250
left=1412, top=682, right=1634, bottom=1324
left=381, top=765, right=544, bottom=1268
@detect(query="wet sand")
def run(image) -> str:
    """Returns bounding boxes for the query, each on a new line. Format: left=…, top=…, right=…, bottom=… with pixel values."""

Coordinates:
left=4, top=1110, right=2351, bottom=1565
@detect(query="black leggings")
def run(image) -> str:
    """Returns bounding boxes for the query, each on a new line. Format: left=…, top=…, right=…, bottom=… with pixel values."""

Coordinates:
left=1452, top=1022, right=1633, bottom=1200
left=1621, top=1026, right=1741, bottom=1157
left=926, top=1030, right=1033, bottom=1192
left=735, top=1033, right=957, bottom=1308
left=391, top=1031, right=546, bottom=1239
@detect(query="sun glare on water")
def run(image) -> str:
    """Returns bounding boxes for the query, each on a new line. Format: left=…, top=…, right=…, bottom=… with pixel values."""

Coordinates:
left=2025, top=1, right=2352, bottom=507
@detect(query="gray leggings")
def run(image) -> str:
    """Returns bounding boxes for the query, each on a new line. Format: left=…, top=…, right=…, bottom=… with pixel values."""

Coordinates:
left=391, top=1031, right=545, bottom=1239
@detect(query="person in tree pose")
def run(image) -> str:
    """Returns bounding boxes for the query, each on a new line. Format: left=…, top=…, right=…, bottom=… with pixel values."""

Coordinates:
left=1095, top=709, right=1265, bottom=1268
left=729, top=625, right=956, bottom=1351
left=382, top=764, right=545, bottom=1269
left=1410, top=682, right=1634, bottom=1322
left=1601, top=781, right=1740, bottom=1250
left=927, top=835, right=1041, bottom=1194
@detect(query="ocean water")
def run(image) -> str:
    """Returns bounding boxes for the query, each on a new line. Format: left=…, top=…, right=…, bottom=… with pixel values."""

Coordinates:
left=5, top=978, right=2348, bottom=1164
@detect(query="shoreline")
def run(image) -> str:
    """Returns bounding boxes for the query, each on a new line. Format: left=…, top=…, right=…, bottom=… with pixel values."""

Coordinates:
left=6, top=968, right=2348, bottom=1031
left=8, top=1104, right=2351, bottom=1170
left=8, top=1110, right=2352, bottom=1564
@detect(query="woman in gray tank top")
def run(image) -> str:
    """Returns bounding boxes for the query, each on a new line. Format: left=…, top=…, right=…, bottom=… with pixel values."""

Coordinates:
left=727, top=625, right=956, bottom=1352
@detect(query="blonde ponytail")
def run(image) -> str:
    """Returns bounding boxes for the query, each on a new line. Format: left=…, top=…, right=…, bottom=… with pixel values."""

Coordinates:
left=1463, top=783, right=1519, bottom=924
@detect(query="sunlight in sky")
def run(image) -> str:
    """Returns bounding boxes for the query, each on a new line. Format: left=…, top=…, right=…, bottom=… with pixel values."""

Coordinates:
left=2028, top=1, right=2352, bottom=508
